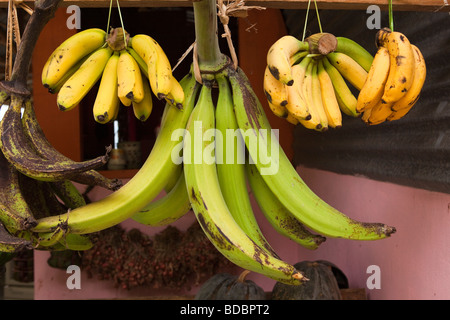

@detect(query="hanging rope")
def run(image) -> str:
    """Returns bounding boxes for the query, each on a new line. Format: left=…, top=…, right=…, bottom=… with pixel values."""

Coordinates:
left=217, top=0, right=265, bottom=70
left=5, top=0, right=33, bottom=81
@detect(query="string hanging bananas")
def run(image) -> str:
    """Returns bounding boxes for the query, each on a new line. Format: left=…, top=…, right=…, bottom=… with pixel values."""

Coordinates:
left=264, top=33, right=374, bottom=130
left=42, top=27, right=184, bottom=123
left=360, top=28, right=426, bottom=125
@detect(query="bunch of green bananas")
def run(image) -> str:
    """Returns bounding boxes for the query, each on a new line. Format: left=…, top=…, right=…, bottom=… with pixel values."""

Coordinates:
left=41, top=28, right=184, bottom=124
left=359, top=27, right=426, bottom=125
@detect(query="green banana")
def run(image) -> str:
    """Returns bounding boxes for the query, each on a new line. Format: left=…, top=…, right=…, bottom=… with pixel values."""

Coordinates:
left=228, top=66, right=396, bottom=240
left=58, top=233, right=94, bottom=251
left=322, top=57, right=359, bottom=118
left=132, top=171, right=191, bottom=227
left=214, top=72, right=279, bottom=258
left=246, top=163, right=326, bottom=250
left=335, top=36, right=374, bottom=72
left=183, top=81, right=304, bottom=285
left=32, top=72, right=200, bottom=235
left=0, top=96, right=110, bottom=182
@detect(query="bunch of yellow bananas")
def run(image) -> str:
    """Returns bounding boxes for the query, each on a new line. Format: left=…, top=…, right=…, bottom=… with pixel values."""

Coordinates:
left=359, top=28, right=426, bottom=125
left=41, top=28, right=184, bottom=124
left=264, top=34, right=373, bottom=131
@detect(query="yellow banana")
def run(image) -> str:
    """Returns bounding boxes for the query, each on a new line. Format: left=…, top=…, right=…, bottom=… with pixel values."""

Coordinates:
left=42, top=28, right=106, bottom=89
left=165, top=75, right=185, bottom=109
left=286, top=56, right=312, bottom=121
left=327, top=51, right=368, bottom=91
left=356, top=46, right=390, bottom=113
left=387, top=103, right=413, bottom=121
left=130, top=34, right=174, bottom=100
left=285, top=112, right=299, bottom=125
left=263, top=65, right=289, bottom=111
left=335, top=36, right=374, bottom=72
left=117, top=50, right=145, bottom=105
left=183, top=82, right=304, bottom=285
left=311, top=60, right=329, bottom=131
left=93, top=52, right=120, bottom=124
left=322, top=57, right=359, bottom=117
left=57, top=47, right=113, bottom=112
left=47, top=55, right=89, bottom=94
left=267, top=35, right=309, bottom=86
left=299, top=60, right=322, bottom=131
left=390, top=45, right=426, bottom=112
left=380, top=29, right=415, bottom=104
left=365, top=100, right=394, bottom=125
left=268, top=101, right=288, bottom=118
left=132, top=72, right=153, bottom=122
left=317, top=58, right=342, bottom=128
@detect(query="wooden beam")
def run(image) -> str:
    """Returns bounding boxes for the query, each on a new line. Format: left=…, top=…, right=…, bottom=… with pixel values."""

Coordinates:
left=0, top=0, right=448, bottom=12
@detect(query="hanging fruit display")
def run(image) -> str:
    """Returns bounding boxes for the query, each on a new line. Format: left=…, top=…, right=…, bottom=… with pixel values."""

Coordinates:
left=264, top=1, right=426, bottom=130
left=0, top=0, right=404, bottom=289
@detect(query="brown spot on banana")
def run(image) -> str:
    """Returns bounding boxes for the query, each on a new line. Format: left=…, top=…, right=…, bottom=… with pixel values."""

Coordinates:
left=396, top=55, right=407, bottom=66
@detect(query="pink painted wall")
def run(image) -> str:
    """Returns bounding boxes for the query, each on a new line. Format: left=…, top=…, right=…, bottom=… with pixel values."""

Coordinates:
left=34, top=166, right=450, bottom=300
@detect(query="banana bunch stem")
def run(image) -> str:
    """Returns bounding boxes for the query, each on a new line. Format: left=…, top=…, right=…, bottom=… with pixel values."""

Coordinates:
left=193, top=0, right=229, bottom=76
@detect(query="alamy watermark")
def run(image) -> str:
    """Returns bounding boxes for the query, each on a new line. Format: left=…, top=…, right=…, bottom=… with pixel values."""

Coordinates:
left=170, top=122, right=280, bottom=176
left=366, top=265, right=381, bottom=289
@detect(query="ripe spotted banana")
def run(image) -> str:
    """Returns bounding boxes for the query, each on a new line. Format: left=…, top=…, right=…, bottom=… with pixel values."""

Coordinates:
left=317, top=58, right=342, bottom=128
left=32, top=72, right=199, bottom=235
left=267, top=35, right=309, bottom=86
left=356, top=46, right=390, bottom=113
left=379, top=28, right=415, bottom=104
left=93, top=51, right=120, bottom=124
left=286, top=56, right=312, bottom=121
left=57, top=47, right=113, bottom=111
left=132, top=72, right=153, bottom=122
left=42, top=28, right=106, bottom=90
left=130, top=34, right=176, bottom=101
left=228, top=65, right=396, bottom=240
left=117, top=50, right=145, bottom=106
left=263, top=65, right=289, bottom=116
left=183, top=81, right=304, bottom=285
left=299, top=60, right=323, bottom=131
left=390, top=44, right=426, bottom=113
left=310, top=60, right=329, bottom=131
